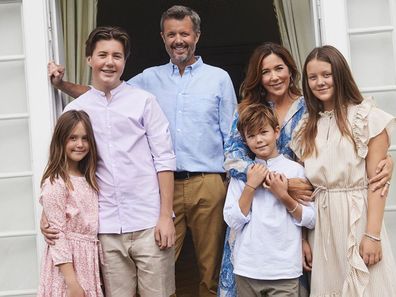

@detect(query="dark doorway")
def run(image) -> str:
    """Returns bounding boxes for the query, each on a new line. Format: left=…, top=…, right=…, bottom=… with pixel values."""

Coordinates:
left=96, top=1, right=280, bottom=295
left=97, top=0, right=281, bottom=98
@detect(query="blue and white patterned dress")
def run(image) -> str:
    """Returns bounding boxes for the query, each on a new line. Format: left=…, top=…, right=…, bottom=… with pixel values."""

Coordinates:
left=218, top=96, right=306, bottom=297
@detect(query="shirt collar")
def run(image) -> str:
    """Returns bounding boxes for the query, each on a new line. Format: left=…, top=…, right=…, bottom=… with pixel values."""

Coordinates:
left=255, top=154, right=284, bottom=167
left=90, top=81, right=126, bottom=97
left=168, top=56, right=203, bottom=76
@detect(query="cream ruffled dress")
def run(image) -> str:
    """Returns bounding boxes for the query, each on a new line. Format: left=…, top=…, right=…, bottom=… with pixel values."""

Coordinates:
left=290, top=98, right=396, bottom=297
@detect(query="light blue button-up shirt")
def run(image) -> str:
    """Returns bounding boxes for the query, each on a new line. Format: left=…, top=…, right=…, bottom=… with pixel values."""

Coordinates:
left=128, top=57, right=237, bottom=173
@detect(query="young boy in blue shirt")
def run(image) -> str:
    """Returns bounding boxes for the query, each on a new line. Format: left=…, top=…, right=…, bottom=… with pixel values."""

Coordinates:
left=223, top=104, right=315, bottom=297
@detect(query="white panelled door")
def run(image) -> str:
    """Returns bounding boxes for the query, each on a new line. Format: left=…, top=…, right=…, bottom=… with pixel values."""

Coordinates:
left=317, top=0, right=396, bottom=256
left=0, top=0, right=54, bottom=296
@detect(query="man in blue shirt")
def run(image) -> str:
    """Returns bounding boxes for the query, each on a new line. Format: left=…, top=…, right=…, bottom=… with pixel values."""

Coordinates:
left=48, top=5, right=237, bottom=296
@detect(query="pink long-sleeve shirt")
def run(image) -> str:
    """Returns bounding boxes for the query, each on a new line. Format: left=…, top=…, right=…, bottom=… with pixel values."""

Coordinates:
left=64, top=82, right=176, bottom=233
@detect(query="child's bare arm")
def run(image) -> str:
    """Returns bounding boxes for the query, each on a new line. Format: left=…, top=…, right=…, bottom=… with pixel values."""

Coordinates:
left=360, top=130, right=389, bottom=266
left=302, top=228, right=312, bottom=271
left=155, top=171, right=176, bottom=250
left=59, top=263, right=85, bottom=297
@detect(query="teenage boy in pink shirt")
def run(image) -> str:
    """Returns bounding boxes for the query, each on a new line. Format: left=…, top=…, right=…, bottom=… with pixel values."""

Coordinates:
left=45, top=26, right=176, bottom=297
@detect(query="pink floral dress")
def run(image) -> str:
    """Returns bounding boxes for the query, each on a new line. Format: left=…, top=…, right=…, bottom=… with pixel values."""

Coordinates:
left=37, top=176, right=103, bottom=297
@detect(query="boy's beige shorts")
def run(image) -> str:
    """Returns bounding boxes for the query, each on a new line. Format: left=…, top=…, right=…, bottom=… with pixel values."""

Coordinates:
left=99, top=227, right=175, bottom=297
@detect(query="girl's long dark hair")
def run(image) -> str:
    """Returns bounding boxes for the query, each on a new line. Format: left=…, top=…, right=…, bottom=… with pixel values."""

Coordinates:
left=41, top=110, right=99, bottom=192
left=298, top=45, right=363, bottom=159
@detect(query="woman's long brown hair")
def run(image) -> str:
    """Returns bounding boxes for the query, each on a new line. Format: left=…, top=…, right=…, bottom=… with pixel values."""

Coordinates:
left=299, top=45, right=363, bottom=159
left=41, top=110, right=99, bottom=192
left=239, top=42, right=302, bottom=113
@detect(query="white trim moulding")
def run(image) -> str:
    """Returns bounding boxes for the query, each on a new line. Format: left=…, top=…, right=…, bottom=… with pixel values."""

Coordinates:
left=0, top=171, right=33, bottom=179
left=0, top=230, right=36, bottom=239
left=348, top=26, right=394, bottom=35
left=0, top=54, right=25, bottom=62
left=0, top=113, right=29, bottom=120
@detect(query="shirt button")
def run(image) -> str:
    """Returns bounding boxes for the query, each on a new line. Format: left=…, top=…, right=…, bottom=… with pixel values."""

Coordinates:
left=177, top=129, right=181, bottom=132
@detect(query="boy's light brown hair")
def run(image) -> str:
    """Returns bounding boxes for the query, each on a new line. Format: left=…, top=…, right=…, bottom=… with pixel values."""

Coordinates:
left=237, top=103, right=279, bottom=142
left=85, top=26, right=131, bottom=59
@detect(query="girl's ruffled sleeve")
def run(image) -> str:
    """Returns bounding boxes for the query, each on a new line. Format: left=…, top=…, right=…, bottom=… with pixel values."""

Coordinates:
left=352, top=98, right=395, bottom=158
left=223, top=110, right=254, bottom=182
left=41, top=178, right=72, bottom=265
left=289, top=113, right=309, bottom=160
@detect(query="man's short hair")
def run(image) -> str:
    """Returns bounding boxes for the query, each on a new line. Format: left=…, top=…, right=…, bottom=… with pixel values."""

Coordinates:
left=85, top=26, right=131, bottom=59
left=160, top=5, right=201, bottom=34
left=237, top=104, right=279, bottom=141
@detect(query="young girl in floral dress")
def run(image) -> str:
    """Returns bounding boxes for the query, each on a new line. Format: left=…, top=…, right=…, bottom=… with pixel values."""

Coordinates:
left=37, top=110, right=103, bottom=297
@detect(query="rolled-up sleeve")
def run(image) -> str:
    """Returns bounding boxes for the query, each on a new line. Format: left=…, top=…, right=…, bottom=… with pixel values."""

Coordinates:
left=290, top=167, right=316, bottom=229
left=143, top=96, right=176, bottom=172
left=223, top=178, right=251, bottom=231
left=293, top=202, right=315, bottom=229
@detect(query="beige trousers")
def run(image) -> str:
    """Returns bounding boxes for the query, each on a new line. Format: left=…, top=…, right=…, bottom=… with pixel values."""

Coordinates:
left=174, top=173, right=227, bottom=297
left=99, top=228, right=175, bottom=297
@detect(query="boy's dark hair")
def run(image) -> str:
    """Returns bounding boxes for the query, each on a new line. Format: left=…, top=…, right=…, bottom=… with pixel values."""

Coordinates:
left=237, top=103, right=279, bottom=142
left=85, top=26, right=131, bottom=59
left=160, top=5, right=201, bottom=34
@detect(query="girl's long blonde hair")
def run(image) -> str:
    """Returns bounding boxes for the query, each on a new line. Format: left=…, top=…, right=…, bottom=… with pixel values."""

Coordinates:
left=41, top=110, right=99, bottom=192
left=298, top=45, right=363, bottom=159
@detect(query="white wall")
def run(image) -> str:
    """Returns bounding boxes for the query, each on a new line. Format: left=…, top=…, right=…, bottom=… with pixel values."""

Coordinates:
left=0, top=0, right=53, bottom=296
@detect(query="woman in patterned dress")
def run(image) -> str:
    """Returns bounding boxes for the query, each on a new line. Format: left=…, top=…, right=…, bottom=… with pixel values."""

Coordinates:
left=218, top=42, right=313, bottom=297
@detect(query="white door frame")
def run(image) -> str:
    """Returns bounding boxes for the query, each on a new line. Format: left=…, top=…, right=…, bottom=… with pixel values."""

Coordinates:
left=22, top=0, right=54, bottom=265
